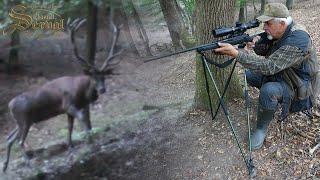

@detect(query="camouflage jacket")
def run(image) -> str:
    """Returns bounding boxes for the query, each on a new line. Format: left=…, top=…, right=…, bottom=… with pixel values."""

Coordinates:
left=237, top=22, right=320, bottom=112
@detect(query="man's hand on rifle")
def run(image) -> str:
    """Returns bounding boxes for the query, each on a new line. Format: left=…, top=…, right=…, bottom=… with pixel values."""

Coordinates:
left=245, top=36, right=261, bottom=51
left=214, top=43, right=239, bottom=58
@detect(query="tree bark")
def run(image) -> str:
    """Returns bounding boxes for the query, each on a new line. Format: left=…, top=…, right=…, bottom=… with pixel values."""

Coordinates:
left=64, top=0, right=70, bottom=20
left=194, top=0, right=242, bottom=110
left=118, top=2, right=139, bottom=55
left=158, top=0, right=187, bottom=49
left=176, top=1, right=190, bottom=34
left=128, top=0, right=152, bottom=57
left=7, top=31, right=20, bottom=73
left=86, top=0, right=98, bottom=64
left=84, top=0, right=98, bottom=123
left=238, top=0, right=246, bottom=23
left=260, top=0, right=266, bottom=14
left=7, top=0, right=20, bottom=73
left=286, top=0, right=294, bottom=10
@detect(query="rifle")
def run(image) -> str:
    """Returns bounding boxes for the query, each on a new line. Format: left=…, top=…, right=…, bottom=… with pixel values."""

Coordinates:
left=144, top=19, right=261, bottom=63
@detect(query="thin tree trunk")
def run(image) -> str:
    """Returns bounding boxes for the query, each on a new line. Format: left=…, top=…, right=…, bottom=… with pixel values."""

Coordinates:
left=260, top=0, right=266, bottom=14
left=119, top=1, right=139, bottom=55
left=173, top=0, right=186, bottom=32
left=158, top=0, right=186, bottom=50
left=86, top=0, right=98, bottom=65
left=7, top=31, right=20, bottom=73
left=129, top=0, right=152, bottom=57
left=286, top=0, right=294, bottom=10
left=85, top=0, right=98, bottom=123
left=239, top=1, right=246, bottom=23
left=7, top=0, right=20, bottom=73
left=176, top=1, right=190, bottom=34
left=64, top=0, right=70, bottom=20
left=3, top=0, right=8, bottom=17
left=194, top=0, right=242, bottom=110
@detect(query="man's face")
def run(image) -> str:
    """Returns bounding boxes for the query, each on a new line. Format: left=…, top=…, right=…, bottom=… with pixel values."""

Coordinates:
left=263, top=19, right=286, bottom=40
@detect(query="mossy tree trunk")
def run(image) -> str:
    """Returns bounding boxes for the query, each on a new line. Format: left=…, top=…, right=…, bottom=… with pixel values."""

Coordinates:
left=194, top=0, right=242, bottom=110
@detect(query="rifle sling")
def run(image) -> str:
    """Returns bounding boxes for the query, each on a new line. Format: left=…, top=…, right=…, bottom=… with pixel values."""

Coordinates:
left=200, top=53, right=235, bottom=68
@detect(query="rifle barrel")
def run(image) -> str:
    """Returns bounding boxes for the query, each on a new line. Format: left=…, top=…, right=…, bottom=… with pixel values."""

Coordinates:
left=144, top=46, right=202, bottom=63
left=144, top=33, right=258, bottom=63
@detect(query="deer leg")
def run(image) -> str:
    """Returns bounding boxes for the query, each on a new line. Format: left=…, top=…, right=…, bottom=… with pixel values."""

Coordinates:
left=66, top=105, right=81, bottom=119
left=18, top=122, right=31, bottom=160
left=80, top=106, right=93, bottom=143
left=7, top=127, right=18, bottom=141
left=82, top=105, right=92, bottom=132
left=67, top=105, right=92, bottom=143
left=3, top=128, right=20, bottom=172
left=67, top=114, right=74, bottom=148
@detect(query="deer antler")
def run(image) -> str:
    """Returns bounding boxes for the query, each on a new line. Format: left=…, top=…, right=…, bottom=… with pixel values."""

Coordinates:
left=99, top=7, right=123, bottom=72
left=67, top=8, right=123, bottom=74
left=67, top=18, right=98, bottom=72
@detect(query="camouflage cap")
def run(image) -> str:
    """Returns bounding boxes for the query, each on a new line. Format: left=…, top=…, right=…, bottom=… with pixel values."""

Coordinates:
left=257, top=3, right=290, bottom=22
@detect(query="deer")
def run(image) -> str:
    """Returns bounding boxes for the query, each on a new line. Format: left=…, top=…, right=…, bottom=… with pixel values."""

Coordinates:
left=2, top=16, right=123, bottom=172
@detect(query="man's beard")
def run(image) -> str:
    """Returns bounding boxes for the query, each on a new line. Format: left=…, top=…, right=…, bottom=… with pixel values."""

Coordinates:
left=267, top=34, right=273, bottom=40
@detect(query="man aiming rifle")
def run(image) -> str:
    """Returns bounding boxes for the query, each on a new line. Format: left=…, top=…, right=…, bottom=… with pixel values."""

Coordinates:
left=215, top=3, right=320, bottom=150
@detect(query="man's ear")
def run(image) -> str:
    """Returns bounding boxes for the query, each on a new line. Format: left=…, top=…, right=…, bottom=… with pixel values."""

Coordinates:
left=280, top=21, right=286, bottom=26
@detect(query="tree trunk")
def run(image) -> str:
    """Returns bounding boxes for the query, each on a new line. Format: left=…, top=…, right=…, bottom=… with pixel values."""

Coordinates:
left=85, top=0, right=98, bottom=122
left=64, top=0, right=70, bottom=20
left=3, top=0, right=8, bottom=17
left=118, top=2, right=139, bottom=55
left=86, top=0, right=98, bottom=64
left=179, top=0, right=196, bottom=35
left=7, top=31, right=20, bottom=73
left=176, top=1, right=190, bottom=34
left=286, top=0, right=294, bottom=10
left=238, top=1, right=246, bottom=23
left=260, top=0, right=266, bottom=14
left=7, top=0, right=20, bottom=73
left=127, top=0, right=152, bottom=57
left=158, top=0, right=187, bottom=50
left=194, top=0, right=242, bottom=110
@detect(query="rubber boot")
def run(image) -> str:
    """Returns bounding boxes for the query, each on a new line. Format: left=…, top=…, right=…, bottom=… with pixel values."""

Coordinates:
left=251, top=106, right=275, bottom=150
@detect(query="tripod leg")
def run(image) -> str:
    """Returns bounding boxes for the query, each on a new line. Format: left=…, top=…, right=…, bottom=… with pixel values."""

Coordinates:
left=200, top=55, right=214, bottom=121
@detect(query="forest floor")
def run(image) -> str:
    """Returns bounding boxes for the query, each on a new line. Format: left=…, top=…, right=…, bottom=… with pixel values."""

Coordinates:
left=0, top=0, right=320, bottom=179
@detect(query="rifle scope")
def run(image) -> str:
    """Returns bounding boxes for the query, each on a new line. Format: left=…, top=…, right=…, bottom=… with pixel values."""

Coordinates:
left=212, top=19, right=260, bottom=38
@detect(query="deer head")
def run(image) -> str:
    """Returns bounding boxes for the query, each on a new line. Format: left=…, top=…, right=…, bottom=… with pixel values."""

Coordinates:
left=67, top=10, right=123, bottom=95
